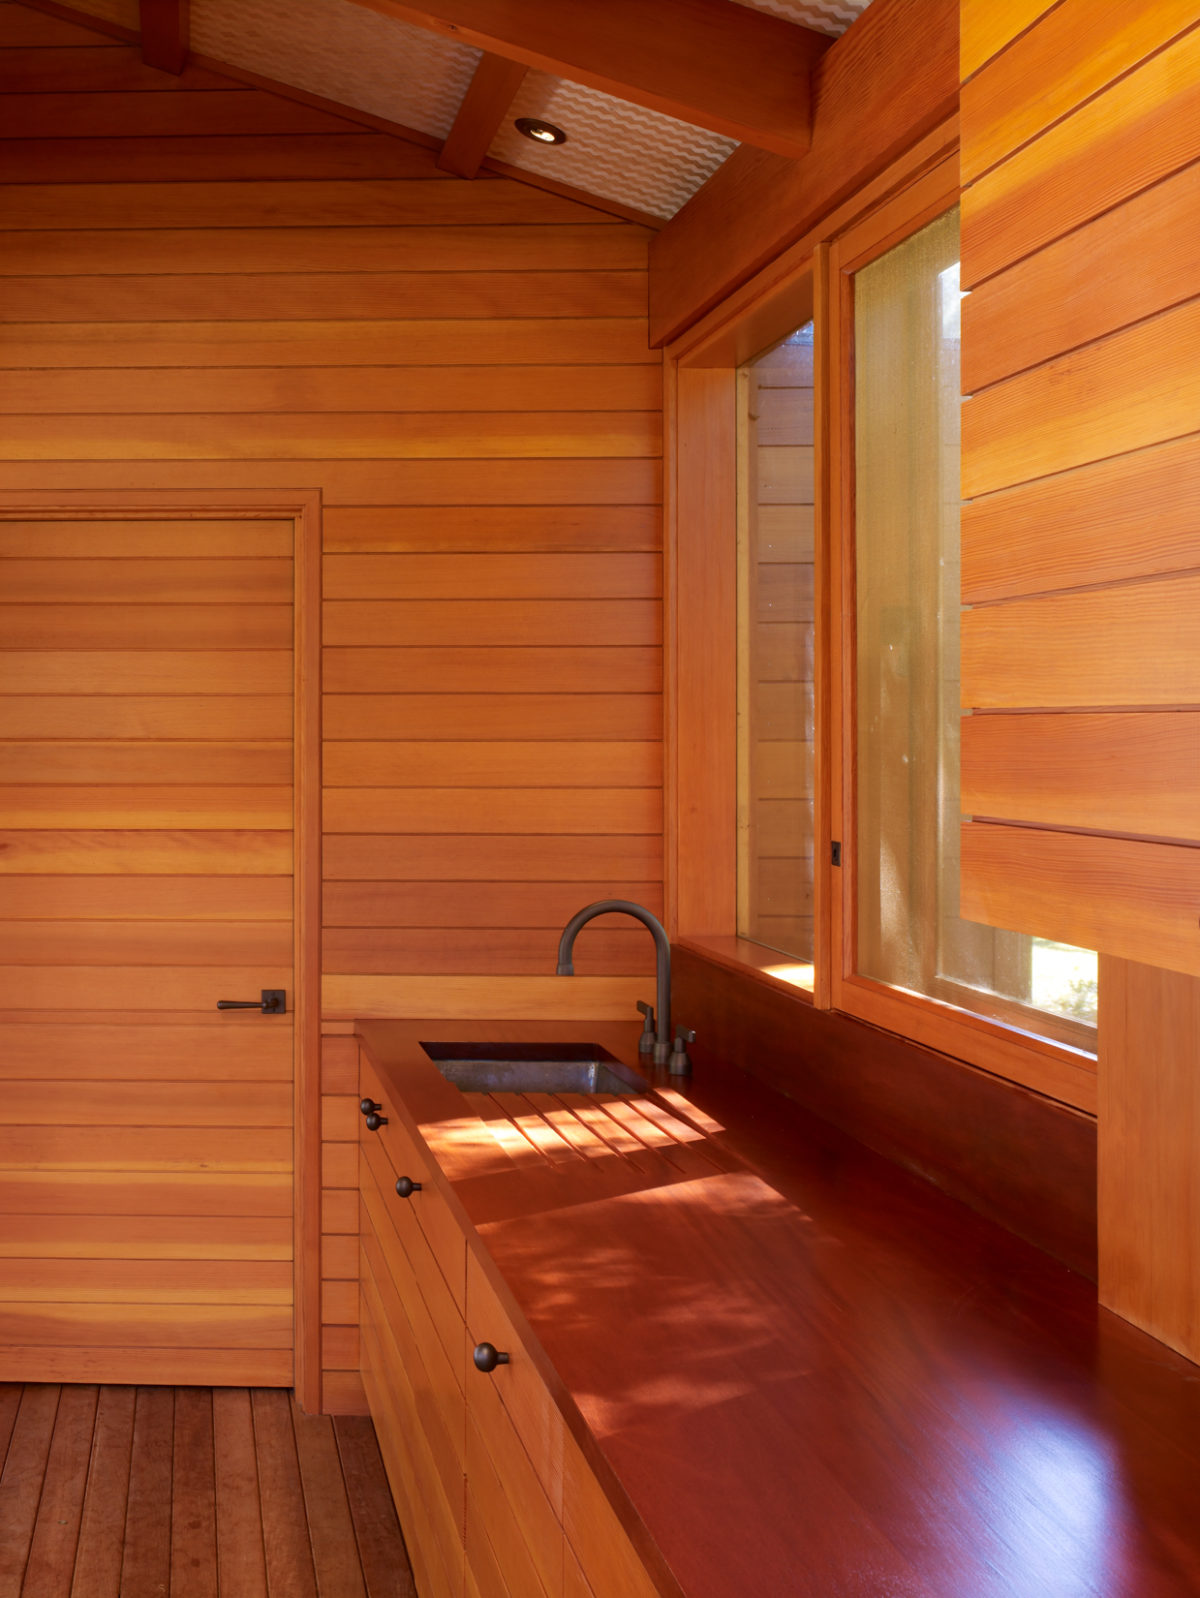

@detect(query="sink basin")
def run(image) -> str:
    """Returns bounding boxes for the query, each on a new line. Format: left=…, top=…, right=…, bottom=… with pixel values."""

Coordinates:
left=419, top=1040, right=646, bottom=1097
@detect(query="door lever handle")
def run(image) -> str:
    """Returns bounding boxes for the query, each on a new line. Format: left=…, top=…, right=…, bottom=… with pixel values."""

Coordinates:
left=217, top=989, right=286, bottom=1014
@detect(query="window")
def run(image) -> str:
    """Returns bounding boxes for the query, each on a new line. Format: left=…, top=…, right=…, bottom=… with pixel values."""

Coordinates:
left=666, top=142, right=1097, bottom=1110
left=838, top=203, right=1096, bottom=1055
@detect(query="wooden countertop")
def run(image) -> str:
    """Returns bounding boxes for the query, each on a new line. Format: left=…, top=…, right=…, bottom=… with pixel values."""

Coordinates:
left=358, top=1018, right=1200, bottom=1598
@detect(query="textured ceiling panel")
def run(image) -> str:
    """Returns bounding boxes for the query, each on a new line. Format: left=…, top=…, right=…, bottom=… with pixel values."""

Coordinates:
left=191, top=0, right=480, bottom=139
left=488, top=73, right=737, bottom=221
left=731, top=0, right=872, bottom=35
left=67, top=0, right=139, bottom=29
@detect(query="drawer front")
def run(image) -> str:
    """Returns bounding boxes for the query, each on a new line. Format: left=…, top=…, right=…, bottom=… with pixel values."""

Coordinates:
left=563, top=1434, right=664, bottom=1598
left=466, top=1250, right=563, bottom=1514
left=361, top=1132, right=464, bottom=1387
left=466, top=1391, right=562, bottom=1598
left=360, top=1210, right=465, bottom=1598
left=360, top=1055, right=467, bottom=1313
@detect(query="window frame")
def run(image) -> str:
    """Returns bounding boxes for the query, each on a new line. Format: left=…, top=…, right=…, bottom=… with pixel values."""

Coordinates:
left=663, top=120, right=1099, bottom=1113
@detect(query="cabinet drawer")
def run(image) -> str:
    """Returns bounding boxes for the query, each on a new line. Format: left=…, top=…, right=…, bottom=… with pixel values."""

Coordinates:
left=564, top=1434, right=663, bottom=1598
left=360, top=1055, right=466, bottom=1313
left=361, top=1133, right=464, bottom=1386
left=360, top=1204, right=465, bottom=1523
left=466, top=1249, right=563, bottom=1514
left=466, top=1393, right=562, bottom=1598
left=360, top=1238, right=465, bottom=1598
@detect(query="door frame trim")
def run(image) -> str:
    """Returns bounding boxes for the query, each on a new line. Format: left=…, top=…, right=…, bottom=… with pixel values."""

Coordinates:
left=0, top=486, right=325, bottom=1411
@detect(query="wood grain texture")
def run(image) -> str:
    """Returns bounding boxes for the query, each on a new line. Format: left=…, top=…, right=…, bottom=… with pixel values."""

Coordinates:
left=960, top=0, right=1199, bottom=183
left=961, top=576, right=1200, bottom=708
left=323, top=694, right=661, bottom=741
left=961, top=24, right=1200, bottom=289
left=960, top=0, right=1059, bottom=79
left=0, top=45, right=660, bottom=1168
left=962, top=300, right=1200, bottom=498
left=648, top=0, right=959, bottom=344
left=322, top=974, right=649, bottom=1020
left=963, top=157, right=1200, bottom=393
left=322, top=599, right=660, bottom=648
left=436, top=52, right=527, bottom=179
left=961, top=434, right=1200, bottom=603
left=1099, top=955, right=1200, bottom=1362
left=669, top=368, right=737, bottom=936
left=0, top=176, right=621, bottom=229
left=324, top=834, right=662, bottom=883
left=961, top=823, right=1200, bottom=980
left=0, top=222, right=650, bottom=274
left=961, top=712, right=1200, bottom=839
left=5, top=365, right=660, bottom=416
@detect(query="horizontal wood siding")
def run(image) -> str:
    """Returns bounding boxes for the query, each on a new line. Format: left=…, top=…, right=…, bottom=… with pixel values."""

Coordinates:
left=959, top=4, right=1200, bottom=979
left=0, top=11, right=662, bottom=1411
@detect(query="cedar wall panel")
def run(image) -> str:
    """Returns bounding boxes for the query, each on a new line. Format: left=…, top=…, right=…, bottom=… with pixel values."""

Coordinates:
left=960, top=5, right=1200, bottom=1363
left=959, top=5, right=1200, bottom=978
left=0, top=9, right=662, bottom=1409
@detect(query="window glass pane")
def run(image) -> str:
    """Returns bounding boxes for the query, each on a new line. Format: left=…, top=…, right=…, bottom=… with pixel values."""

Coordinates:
left=853, top=209, right=1096, bottom=1043
left=736, top=323, right=815, bottom=976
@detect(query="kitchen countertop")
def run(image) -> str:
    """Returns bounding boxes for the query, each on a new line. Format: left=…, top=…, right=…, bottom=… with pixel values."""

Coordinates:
left=358, top=1018, right=1200, bottom=1598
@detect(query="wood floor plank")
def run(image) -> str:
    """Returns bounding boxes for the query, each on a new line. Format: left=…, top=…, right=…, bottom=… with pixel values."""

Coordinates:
left=250, top=1388, right=318, bottom=1598
left=213, top=1388, right=268, bottom=1598
left=23, top=1383, right=98, bottom=1598
left=0, top=1383, right=59, bottom=1598
left=120, top=1387, right=173, bottom=1598
left=291, top=1394, right=368, bottom=1598
left=333, top=1416, right=417, bottom=1598
left=69, top=1385, right=135, bottom=1598
left=0, top=1384, right=21, bottom=1471
left=170, top=1388, right=217, bottom=1598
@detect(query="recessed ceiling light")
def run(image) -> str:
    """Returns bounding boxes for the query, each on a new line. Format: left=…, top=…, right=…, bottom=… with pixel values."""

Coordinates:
left=514, top=116, right=567, bottom=146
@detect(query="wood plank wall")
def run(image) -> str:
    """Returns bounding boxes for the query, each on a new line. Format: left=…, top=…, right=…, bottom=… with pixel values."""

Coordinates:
left=0, top=2, right=662, bottom=1411
left=958, top=1, right=1200, bottom=975
left=737, top=335, right=814, bottom=959
left=958, top=3, right=1200, bottom=1363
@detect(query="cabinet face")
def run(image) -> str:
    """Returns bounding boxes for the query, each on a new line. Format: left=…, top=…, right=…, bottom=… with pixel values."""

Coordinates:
left=465, top=1251, right=564, bottom=1597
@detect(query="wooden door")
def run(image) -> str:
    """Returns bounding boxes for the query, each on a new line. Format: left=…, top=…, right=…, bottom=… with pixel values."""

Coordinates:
left=0, top=516, right=296, bottom=1386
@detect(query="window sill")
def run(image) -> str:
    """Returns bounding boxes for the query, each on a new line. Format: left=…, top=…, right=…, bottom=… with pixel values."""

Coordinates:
left=673, top=935, right=815, bottom=1002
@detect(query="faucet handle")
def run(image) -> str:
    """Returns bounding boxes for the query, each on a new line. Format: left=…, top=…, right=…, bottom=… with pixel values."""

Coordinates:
left=636, top=999, right=656, bottom=1055
left=668, top=1026, right=695, bottom=1076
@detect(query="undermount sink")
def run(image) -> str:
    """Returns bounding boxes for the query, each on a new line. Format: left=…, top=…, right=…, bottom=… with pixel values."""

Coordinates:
left=419, top=1040, right=646, bottom=1097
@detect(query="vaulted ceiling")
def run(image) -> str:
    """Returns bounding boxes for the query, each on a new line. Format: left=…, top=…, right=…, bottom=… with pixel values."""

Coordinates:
left=64, top=0, right=873, bottom=220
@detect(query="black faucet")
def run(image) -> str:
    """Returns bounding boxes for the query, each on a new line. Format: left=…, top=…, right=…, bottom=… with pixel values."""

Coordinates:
left=556, top=899, right=673, bottom=1066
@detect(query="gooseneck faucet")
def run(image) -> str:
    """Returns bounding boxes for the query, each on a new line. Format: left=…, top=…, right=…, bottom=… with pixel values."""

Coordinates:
left=556, top=899, right=672, bottom=1065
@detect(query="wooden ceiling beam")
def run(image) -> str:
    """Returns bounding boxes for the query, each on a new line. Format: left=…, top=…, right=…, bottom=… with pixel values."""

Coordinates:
left=139, top=0, right=189, bottom=74
left=437, top=53, right=528, bottom=179
left=347, top=0, right=831, bottom=158
left=648, top=0, right=960, bottom=345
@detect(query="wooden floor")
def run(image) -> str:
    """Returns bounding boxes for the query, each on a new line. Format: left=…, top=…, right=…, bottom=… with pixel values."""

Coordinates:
left=0, top=1386, right=415, bottom=1598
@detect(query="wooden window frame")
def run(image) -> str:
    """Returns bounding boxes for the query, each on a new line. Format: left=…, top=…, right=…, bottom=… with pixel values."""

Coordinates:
left=665, top=118, right=1098, bottom=1114
left=0, top=486, right=326, bottom=1407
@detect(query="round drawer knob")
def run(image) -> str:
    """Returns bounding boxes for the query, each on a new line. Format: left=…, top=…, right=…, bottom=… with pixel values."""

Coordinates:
left=359, top=1098, right=381, bottom=1116
left=395, top=1176, right=422, bottom=1199
left=365, top=1112, right=387, bottom=1131
left=473, top=1342, right=510, bottom=1374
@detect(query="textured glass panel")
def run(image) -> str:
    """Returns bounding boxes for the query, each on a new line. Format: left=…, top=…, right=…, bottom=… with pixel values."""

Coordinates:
left=736, top=324, right=815, bottom=974
left=853, top=209, right=1096, bottom=1039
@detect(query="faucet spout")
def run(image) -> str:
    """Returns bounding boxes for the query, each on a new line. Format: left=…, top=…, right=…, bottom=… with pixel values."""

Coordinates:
left=556, top=898, right=672, bottom=1064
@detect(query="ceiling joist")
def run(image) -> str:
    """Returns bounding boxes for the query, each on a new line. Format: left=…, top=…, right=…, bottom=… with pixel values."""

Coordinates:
left=139, top=0, right=189, bottom=74
left=437, top=53, right=528, bottom=179
left=348, top=0, right=832, bottom=158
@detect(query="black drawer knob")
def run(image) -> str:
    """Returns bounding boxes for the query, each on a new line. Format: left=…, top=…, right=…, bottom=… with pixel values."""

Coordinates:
left=473, top=1342, right=510, bottom=1374
left=359, top=1099, right=381, bottom=1115
left=365, top=1112, right=387, bottom=1131
left=395, top=1176, right=422, bottom=1199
